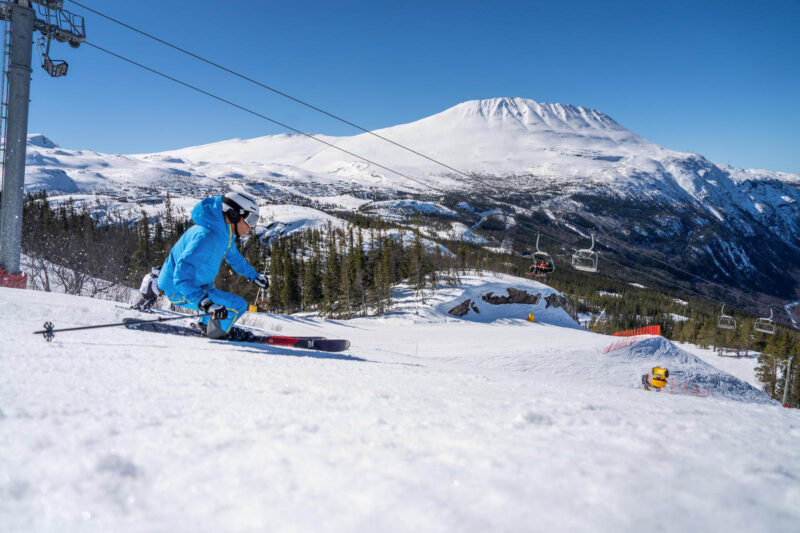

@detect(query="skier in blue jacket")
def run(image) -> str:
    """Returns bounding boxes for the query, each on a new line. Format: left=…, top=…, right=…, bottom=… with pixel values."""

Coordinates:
left=158, top=192, right=268, bottom=339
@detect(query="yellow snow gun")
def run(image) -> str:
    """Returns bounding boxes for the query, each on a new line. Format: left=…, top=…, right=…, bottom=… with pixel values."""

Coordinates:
left=643, top=366, right=669, bottom=391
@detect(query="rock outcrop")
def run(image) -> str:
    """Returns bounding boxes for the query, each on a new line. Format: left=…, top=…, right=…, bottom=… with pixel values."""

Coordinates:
left=481, top=288, right=541, bottom=306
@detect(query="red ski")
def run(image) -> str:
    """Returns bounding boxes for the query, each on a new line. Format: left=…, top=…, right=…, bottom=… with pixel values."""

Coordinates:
left=121, top=318, right=350, bottom=353
left=258, top=335, right=350, bottom=353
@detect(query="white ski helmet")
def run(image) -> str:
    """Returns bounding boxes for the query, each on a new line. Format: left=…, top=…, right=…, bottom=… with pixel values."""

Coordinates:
left=222, top=191, right=260, bottom=227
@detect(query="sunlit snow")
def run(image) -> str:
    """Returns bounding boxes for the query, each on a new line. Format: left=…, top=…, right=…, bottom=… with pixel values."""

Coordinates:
left=2, top=274, right=798, bottom=532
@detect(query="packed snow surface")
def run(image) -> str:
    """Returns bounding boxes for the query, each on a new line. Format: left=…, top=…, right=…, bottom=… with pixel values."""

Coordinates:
left=2, top=274, right=799, bottom=533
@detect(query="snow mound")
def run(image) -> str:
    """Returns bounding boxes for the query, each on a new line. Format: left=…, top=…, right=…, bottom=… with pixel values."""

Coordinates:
left=434, top=274, right=581, bottom=328
left=610, top=336, right=772, bottom=403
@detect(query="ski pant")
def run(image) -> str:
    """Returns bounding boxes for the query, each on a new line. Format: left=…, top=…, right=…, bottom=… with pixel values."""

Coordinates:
left=166, top=289, right=247, bottom=334
left=136, top=288, right=158, bottom=310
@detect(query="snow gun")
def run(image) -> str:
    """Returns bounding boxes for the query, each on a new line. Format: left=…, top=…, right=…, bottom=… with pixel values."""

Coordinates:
left=34, top=313, right=210, bottom=342
left=642, top=366, right=669, bottom=391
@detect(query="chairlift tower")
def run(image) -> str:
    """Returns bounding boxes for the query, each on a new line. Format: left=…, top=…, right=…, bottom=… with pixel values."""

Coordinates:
left=0, top=0, right=84, bottom=284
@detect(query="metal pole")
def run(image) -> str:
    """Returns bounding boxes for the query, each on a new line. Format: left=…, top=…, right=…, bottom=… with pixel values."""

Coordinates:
left=0, top=1, right=34, bottom=274
left=783, top=355, right=795, bottom=407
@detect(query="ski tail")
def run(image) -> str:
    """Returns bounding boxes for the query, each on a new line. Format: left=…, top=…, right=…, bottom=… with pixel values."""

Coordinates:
left=257, top=335, right=350, bottom=353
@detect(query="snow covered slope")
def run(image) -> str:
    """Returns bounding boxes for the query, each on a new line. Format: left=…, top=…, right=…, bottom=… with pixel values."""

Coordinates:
left=19, top=96, right=800, bottom=300
left=23, top=98, right=800, bottom=199
left=2, top=276, right=798, bottom=533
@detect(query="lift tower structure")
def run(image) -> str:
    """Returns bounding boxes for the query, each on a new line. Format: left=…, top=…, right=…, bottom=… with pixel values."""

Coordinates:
left=0, top=0, right=84, bottom=287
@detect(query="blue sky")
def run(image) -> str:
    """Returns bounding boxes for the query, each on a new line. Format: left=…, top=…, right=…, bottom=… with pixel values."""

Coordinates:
left=27, top=0, right=800, bottom=173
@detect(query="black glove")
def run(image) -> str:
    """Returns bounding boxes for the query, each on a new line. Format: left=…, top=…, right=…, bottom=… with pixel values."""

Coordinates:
left=253, top=274, right=269, bottom=289
left=199, top=296, right=228, bottom=320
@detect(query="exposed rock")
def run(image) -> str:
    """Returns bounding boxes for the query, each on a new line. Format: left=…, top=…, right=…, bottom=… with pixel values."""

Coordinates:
left=545, top=293, right=579, bottom=323
left=481, top=288, right=541, bottom=306
left=449, top=299, right=473, bottom=317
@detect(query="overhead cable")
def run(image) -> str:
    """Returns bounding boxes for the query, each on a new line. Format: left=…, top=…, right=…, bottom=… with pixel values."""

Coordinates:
left=71, top=1, right=780, bottom=318
left=70, top=0, right=508, bottom=192
left=84, top=41, right=447, bottom=195
left=560, top=218, right=769, bottom=310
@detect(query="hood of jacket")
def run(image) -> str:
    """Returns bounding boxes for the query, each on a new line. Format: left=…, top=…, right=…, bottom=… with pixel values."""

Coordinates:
left=191, top=196, right=229, bottom=240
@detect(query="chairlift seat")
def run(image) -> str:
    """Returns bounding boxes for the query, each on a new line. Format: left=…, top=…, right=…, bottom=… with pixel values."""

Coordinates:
left=754, top=318, right=776, bottom=335
left=717, top=317, right=737, bottom=330
left=43, top=57, right=68, bottom=77
left=530, top=252, right=554, bottom=276
left=753, top=308, right=776, bottom=335
left=571, top=250, right=598, bottom=273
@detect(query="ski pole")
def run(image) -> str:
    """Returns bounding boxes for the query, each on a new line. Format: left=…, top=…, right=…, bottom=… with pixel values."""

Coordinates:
left=34, top=313, right=210, bottom=342
left=249, top=260, right=269, bottom=313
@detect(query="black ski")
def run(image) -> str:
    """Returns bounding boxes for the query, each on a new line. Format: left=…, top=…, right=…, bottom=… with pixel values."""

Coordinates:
left=123, top=319, right=351, bottom=352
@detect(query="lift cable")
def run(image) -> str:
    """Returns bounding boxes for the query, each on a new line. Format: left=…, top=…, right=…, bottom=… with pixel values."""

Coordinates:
left=534, top=223, right=790, bottom=329
left=86, top=41, right=773, bottom=320
left=74, top=2, right=781, bottom=322
left=557, top=218, right=771, bottom=310
left=70, top=0, right=507, bottom=192
left=84, top=41, right=448, bottom=195
left=532, top=227, right=721, bottom=303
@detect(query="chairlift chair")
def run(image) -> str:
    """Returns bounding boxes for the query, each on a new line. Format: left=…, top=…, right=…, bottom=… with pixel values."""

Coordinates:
left=529, top=233, right=555, bottom=277
left=754, top=308, right=776, bottom=335
left=717, top=304, right=737, bottom=331
left=37, top=36, right=68, bottom=78
left=43, top=56, right=68, bottom=77
left=571, top=232, right=598, bottom=273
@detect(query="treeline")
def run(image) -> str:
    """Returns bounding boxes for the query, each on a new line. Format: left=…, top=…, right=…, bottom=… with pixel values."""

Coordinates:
left=21, top=191, right=190, bottom=294
left=220, top=223, right=510, bottom=318
left=20, top=192, right=506, bottom=316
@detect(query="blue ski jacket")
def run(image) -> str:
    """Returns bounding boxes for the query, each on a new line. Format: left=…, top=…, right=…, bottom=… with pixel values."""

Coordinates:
left=158, top=195, right=259, bottom=306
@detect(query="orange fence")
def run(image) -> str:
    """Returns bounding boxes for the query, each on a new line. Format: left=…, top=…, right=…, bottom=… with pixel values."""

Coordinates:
left=603, top=325, right=662, bottom=354
left=603, top=335, right=650, bottom=354
left=667, top=379, right=710, bottom=397
left=612, top=325, right=661, bottom=337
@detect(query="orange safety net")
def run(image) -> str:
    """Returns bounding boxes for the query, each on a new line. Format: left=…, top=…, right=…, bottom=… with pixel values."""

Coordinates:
left=612, top=325, right=661, bottom=337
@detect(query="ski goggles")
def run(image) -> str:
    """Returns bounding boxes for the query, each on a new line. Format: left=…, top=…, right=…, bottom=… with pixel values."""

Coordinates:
left=243, top=210, right=259, bottom=227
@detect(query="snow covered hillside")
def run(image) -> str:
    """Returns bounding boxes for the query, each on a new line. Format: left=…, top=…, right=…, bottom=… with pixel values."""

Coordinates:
left=2, top=274, right=798, bottom=533
left=24, top=99, right=800, bottom=201
left=20, top=97, right=800, bottom=302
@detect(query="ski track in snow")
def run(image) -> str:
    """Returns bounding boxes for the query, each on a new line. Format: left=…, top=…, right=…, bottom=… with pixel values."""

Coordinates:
left=1, top=277, right=799, bottom=533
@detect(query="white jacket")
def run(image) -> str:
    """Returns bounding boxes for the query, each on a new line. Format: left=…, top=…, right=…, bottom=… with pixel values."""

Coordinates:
left=139, top=273, right=161, bottom=297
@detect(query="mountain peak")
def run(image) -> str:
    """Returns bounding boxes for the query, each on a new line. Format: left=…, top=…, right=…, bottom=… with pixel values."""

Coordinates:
left=27, top=134, right=59, bottom=149
left=448, top=97, right=626, bottom=133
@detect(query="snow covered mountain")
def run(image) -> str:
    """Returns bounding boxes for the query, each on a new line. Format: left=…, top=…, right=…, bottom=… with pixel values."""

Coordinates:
left=20, top=97, right=800, bottom=304
left=3, top=275, right=797, bottom=532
